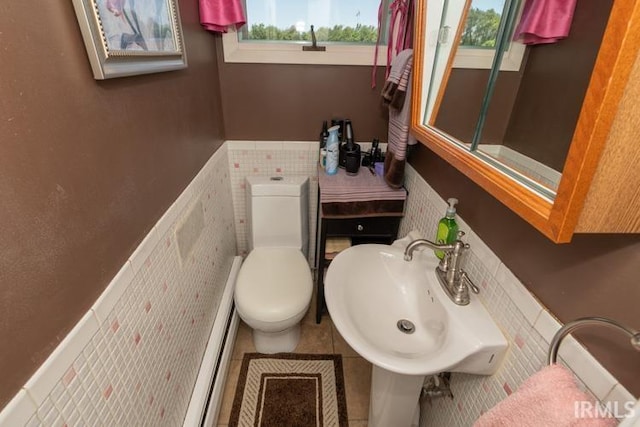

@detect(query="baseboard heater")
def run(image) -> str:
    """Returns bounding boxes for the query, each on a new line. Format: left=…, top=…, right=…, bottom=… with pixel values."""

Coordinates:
left=183, top=256, right=242, bottom=427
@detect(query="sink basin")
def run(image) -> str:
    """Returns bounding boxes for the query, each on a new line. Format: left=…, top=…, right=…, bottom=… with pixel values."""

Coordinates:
left=325, top=244, right=508, bottom=376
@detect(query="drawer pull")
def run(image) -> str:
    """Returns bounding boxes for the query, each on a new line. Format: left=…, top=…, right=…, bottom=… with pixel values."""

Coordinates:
left=357, top=224, right=364, bottom=231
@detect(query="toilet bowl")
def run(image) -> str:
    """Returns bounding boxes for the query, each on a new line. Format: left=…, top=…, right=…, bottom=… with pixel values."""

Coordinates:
left=234, top=175, right=312, bottom=353
left=235, top=247, right=312, bottom=353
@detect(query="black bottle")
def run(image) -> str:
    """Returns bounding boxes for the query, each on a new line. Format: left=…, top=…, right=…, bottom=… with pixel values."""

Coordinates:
left=319, top=120, right=329, bottom=148
left=343, top=120, right=361, bottom=175
left=338, top=119, right=354, bottom=169
left=330, top=118, right=344, bottom=142
left=371, top=138, right=381, bottom=163
left=344, top=120, right=355, bottom=149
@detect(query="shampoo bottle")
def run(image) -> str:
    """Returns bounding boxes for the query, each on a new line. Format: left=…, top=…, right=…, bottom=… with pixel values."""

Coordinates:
left=325, top=125, right=340, bottom=175
left=435, top=198, right=459, bottom=259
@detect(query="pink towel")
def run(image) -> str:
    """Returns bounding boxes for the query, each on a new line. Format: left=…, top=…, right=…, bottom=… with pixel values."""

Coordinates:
left=513, top=0, right=578, bottom=45
left=199, top=0, right=246, bottom=33
left=474, top=365, right=617, bottom=427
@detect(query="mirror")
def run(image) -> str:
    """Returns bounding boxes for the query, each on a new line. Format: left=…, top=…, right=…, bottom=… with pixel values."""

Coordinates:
left=421, top=0, right=614, bottom=199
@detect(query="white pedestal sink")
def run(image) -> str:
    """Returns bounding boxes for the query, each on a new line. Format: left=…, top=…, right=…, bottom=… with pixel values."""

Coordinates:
left=324, top=244, right=508, bottom=427
left=369, top=366, right=424, bottom=427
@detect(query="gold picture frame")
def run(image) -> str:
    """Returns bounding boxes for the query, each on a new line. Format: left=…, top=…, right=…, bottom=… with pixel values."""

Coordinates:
left=72, top=0, right=187, bottom=79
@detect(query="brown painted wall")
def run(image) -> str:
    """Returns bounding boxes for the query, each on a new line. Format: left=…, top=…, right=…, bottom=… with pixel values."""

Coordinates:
left=2, top=0, right=632, bottom=413
left=410, top=145, right=640, bottom=396
left=503, top=0, right=613, bottom=171
left=434, top=0, right=612, bottom=172
left=0, top=1, right=225, bottom=408
left=434, top=68, right=523, bottom=144
left=216, top=38, right=389, bottom=142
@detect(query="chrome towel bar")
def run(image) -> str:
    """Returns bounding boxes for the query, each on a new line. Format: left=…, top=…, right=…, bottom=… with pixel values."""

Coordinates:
left=548, top=316, right=640, bottom=365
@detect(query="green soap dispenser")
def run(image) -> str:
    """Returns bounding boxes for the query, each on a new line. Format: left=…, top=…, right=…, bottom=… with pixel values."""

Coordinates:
left=435, top=198, right=459, bottom=259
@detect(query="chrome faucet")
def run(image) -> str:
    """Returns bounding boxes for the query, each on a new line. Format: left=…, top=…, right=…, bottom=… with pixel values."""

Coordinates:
left=403, top=231, right=479, bottom=305
left=404, top=239, right=454, bottom=261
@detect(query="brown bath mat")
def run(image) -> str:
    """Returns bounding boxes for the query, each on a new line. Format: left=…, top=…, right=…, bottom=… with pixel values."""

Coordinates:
left=229, top=353, right=349, bottom=427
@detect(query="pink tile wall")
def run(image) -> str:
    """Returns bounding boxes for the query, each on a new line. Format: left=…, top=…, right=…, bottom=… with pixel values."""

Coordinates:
left=1, top=146, right=237, bottom=426
left=227, top=141, right=320, bottom=266
left=399, top=166, right=635, bottom=426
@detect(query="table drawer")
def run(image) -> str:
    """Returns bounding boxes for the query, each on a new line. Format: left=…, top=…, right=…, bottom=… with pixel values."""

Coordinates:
left=324, top=216, right=402, bottom=237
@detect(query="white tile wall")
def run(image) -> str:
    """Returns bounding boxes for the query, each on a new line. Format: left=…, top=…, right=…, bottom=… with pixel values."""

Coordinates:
left=227, top=140, right=320, bottom=266
left=398, top=165, right=636, bottom=427
left=0, top=145, right=237, bottom=426
left=5, top=144, right=634, bottom=426
left=226, top=140, right=387, bottom=267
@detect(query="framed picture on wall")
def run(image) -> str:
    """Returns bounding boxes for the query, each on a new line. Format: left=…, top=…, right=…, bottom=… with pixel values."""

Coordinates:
left=71, top=0, right=187, bottom=79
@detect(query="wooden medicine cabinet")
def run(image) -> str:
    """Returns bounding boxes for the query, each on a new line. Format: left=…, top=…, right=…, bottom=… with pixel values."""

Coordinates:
left=411, top=0, right=640, bottom=243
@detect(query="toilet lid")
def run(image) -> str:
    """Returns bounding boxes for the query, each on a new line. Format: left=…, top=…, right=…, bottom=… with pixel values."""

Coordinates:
left=235, top=247, right=313, bottom=323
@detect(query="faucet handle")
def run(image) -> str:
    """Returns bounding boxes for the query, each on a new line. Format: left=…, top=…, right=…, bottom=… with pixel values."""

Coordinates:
left=456, top=230, right=471, bottom=250
left=437, top=251, right=450, bottom=272
left=460, top=271, right=479, bottom=294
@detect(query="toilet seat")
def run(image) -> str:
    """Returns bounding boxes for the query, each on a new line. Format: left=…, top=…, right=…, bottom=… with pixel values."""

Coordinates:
left=235, top=247, right=312, bottom=324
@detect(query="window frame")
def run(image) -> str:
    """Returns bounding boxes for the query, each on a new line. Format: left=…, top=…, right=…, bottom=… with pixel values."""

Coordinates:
left=453, top=41, right=526, bottom=71
left=222, top=27, right=389, bottom=66
left=453, top=0, right=527, bottom=71
left=222, top=0, right=391, bottom=66
left=221, top=0, right=525, bottom=70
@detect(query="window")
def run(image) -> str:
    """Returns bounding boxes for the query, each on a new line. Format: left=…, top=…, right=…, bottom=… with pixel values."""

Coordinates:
left=452, top=0, right=525, bottom=71
left=222, top=0, right=390, bottom=66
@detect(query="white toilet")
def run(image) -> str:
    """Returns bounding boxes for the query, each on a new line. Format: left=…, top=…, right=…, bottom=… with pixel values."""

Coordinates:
left=234, top=176, right=313, bottom=353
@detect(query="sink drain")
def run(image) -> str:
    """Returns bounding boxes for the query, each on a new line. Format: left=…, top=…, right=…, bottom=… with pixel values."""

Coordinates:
left=397, top=319, right=415, bottom=334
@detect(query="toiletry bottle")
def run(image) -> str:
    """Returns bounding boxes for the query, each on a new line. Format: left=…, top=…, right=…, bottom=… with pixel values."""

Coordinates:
left=371, top=138, right=381, bottom=163
left=435, top=198, right=459, bottom=259
left=338, top=119, right=349, bottom=169
left=344, top=119, right=354, bottom=150
left=331, top=118, right=344, bottom=142
left=319, top=120, right=329, bottom=169
left=325, top=125, right=340, bottom=175
left=319, top=120, right=329, bottom=149
left=343, top=120, right=361, bottom=175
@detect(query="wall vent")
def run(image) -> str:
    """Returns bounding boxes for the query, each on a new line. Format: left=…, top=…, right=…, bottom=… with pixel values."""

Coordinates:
left=176, top=200, right=205, bottom=265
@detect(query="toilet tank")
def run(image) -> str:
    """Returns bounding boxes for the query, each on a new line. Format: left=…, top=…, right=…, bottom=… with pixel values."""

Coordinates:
left=246, top=176, right=309, bottom=257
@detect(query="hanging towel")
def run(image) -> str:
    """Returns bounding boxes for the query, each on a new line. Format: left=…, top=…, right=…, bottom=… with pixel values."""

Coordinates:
left=382, top=49, right=413, bottom=109
left=372, top=0, right=415, bottom=88
left=474, top=364, right=617, bottom=427
left=383, top=49, right=416, bottom=189
left=513, top=0, right=578, bottom=45
left=199, top=0, right=246, bottom=33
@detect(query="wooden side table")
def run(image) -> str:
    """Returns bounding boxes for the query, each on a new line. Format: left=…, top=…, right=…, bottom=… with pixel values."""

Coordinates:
left=314, top=167, right=407, bottom=323
left=314, top=213, right=403, bottom=323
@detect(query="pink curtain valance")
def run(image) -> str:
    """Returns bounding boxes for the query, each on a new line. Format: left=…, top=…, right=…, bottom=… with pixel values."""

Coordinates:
left=514, top=0, right=578, bottom=45
left=199, top=0, right=246, bottom=33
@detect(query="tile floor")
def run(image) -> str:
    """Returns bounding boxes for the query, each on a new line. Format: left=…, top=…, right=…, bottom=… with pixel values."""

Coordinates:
left=216, top=295, right=372, bottom=426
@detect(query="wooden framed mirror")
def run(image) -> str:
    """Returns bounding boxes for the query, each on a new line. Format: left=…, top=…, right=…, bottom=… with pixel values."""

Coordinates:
left=411, top=0, right=640, bottom=243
